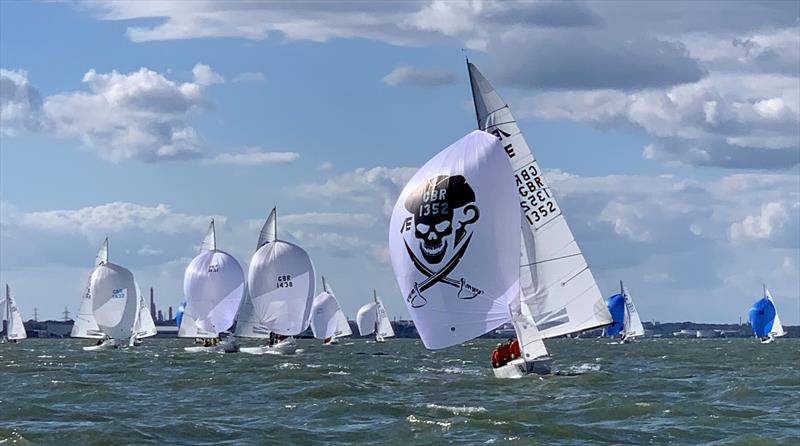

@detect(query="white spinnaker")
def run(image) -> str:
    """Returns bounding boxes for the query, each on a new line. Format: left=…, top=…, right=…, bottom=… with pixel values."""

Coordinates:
left=132, top=283, right=157, bottom=339
left=356, top=302, right=378, bottom=336
left=374, top=294, right=395, bottom=338
left=765, top=288, right=786, bottom=337
left=3, top=286, right=27, bottom=340
left=256, top=207, right=277, bottom=250
left=310, top=291, right=352, bottom=340
left=234, top=288, right=272, bottom=338
left=622, top=285, right=645, bottom=338
left=183, top=249, right=245, bottom=335
left=178, top=312, right=218, bottom=338
left=90, top=263, right=138, bottom=340
left=467, top=62, right=612, bottom=339
left=247, top=240, right=316, bottom=336
left=389, top=130, right=521, bottom=349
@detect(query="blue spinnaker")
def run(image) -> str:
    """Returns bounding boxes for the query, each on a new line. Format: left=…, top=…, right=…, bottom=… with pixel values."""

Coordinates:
left=175, top=301, right=186, bottom=328
left=606, top=293, right=625, bottom=336
left=749, top=297, right=776, bottom=338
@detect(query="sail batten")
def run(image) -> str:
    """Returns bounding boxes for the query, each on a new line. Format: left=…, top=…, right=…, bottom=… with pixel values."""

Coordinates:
left=467, top=62, right=612, bottom=340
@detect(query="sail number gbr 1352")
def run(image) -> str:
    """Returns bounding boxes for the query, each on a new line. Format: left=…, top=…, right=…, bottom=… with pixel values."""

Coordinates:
left=515, top=162, right=558, bottom=228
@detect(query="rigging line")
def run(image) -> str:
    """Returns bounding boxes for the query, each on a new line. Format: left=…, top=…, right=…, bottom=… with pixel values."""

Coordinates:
left=521, top=252, right=584, bottom=268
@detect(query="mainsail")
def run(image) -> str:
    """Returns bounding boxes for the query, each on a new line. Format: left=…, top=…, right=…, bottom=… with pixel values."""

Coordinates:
left=90, top=262, right=139, bottom=340
left=2, top=285, right=27, bottom=341
left=235, top=209, right=278, bottom=339
left=182, top=220, right=245, bottom=337
left=309, top=288, right=352, bottom=340
left=131, top=283, right=157, bottom=339
left=256, top=207, right=277, bottom=250
left=373, top=291, right=395, bottom=339
left=621, top=282, right=645, bottom=338
left=467, top=61, right=612, bottom=339
left=389, top=130, right=521, bottom=349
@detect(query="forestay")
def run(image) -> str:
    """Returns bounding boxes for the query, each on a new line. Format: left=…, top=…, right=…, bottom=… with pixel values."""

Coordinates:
left=389, top=130, right=520, bottom=349
left=467, top=62, right=612, bottom=339
left=310, top=291, right=352, bottom=340
left=90, top=262, right=138, bottom=340
left=247, top=240, right=316, bottom=336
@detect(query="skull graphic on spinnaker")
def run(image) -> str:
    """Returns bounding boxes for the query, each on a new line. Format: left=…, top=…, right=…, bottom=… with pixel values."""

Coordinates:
left=401, top=174, right=484, bottom=308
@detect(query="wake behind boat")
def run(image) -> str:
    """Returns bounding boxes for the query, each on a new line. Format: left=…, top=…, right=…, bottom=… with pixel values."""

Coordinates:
left=180, top=220, right=245, bottom=353
left=236, top=208, right=315, bottom=355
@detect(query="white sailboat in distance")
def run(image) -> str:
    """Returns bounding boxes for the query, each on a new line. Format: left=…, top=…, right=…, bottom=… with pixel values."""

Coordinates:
left=466, top=60, right=613, bottom=377
left=82, top=238, right=141, bottom=351
left=129, top=283, right=157, bottom=347
left=749, top=285, right=786, bottom=344
left=2, top=284, right=27, bottom=343
left=237, top=207, right=316, bottom=355
left=72, top=238, right=108, bottom=341
left=310, top=276, right=352, bottom=345
left=356, top=290, right=395, bottom=342
left=181, top=219, right=246, bottom=353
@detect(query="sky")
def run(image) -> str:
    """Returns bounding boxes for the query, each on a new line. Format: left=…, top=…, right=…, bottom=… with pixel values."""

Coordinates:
left=1, top=0, right=798, bottom=325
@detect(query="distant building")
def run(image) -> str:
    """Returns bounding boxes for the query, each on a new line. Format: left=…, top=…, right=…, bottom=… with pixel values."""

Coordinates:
left=157, top=310, right=164, bottom=322
left=149, top=287, right=156, bottom=321
left=168, top=306, right=173, bottom=320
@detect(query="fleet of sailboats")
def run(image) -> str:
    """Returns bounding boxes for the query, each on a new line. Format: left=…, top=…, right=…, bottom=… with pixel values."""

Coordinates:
left=356, top=290, right=395, bottom=343
left=5, top=61, right=792, bottom=373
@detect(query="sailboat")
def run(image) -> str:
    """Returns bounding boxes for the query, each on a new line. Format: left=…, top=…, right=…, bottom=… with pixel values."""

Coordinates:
left=237, top=208, right=316, bottom=355
left=71, top=239, right=108, bottom=342
left=180, top=219, right=245, bottom=353
left=81, top=238, right=140, bottom=351
left=749, top=285, right=786, bottom=344
left=356, top=290, right=395, bottom=342
left=606, top=281, right=645, bottom=343
left=1, top=285, right=27, bottom=343
left=466, top=61, right=613, bottom=377
left=129, top=285, right=157, bottom=347
left=310, top=276, right=352, bottom=345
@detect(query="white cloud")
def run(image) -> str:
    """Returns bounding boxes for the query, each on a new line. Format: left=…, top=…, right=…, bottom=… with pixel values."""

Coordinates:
left=0, top=68, right=42, bottom=135
left=232, top=72, right=265, bottom=83
left=207, top=148, right=300, bottom=165
left=192, top=63, right=224, bottom=86
left=318, top=161, right=333, bottom=171
left=729, top=202, right=791, bottom=242
left=382, top=65, right=455, bottom=87
left=137, top=245, right=164, bottom=256
left=17, top=201, right=220, bottom=238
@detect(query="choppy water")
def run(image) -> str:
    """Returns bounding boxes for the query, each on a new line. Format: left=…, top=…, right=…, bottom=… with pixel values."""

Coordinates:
left=1, top=338, right=798, bottom=445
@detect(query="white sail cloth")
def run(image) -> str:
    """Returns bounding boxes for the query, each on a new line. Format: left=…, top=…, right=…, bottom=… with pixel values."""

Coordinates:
left=467, top=62, right=612, bottom=339
left=90, top=262, right=139, bottom=340
left=622, top=285, right=645, bottom=338
left=132, top=286, right=157, bottom=339
left=2, top=287, right=27, bottom=340
left=374, top=295, right=394, bottom=339
left=765, top=288, right=786, bottom=337
left=72, top=240, right=109, bottom=339
left=246, top=240, right=316, bottom=336
left=310, top=291, right=352, bottom=340
left=183, top=249, right=245, bottom=335
left=356, top=302, right=378, bottom=336
left=389, top=130, right=520, bottom=349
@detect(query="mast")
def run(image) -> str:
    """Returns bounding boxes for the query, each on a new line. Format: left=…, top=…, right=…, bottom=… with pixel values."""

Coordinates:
left=211, top=218, right=216, bottom=250
left=620, top=280, right=624, bottom=296
left=322, top=276, right=329, bottom=294
left=4, top=284, right=9, bottom=340
left=273, top=206, right=278, bottom=241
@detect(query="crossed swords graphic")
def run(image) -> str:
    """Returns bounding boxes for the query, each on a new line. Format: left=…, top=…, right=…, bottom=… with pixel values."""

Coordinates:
left=403, top=233, right=483, bottom=308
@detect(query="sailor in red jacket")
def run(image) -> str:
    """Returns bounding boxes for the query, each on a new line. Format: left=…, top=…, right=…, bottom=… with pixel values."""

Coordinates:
left=509, top=338, right=521, bottom=360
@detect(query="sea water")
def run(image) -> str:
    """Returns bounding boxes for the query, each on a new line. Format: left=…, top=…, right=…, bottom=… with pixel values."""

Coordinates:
left=1, top=338, right=798, bottom=445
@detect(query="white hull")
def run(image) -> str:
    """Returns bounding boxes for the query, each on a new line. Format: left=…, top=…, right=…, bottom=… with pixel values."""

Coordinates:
left=239, top=338, right=298, bottom=355
left=492, top=357, right=552, bottom=379
left=761, top=337, right=775, bottom=344
left=184, top=339, right=238, bottom=353
left=83, top=339, right=119, bottom=351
